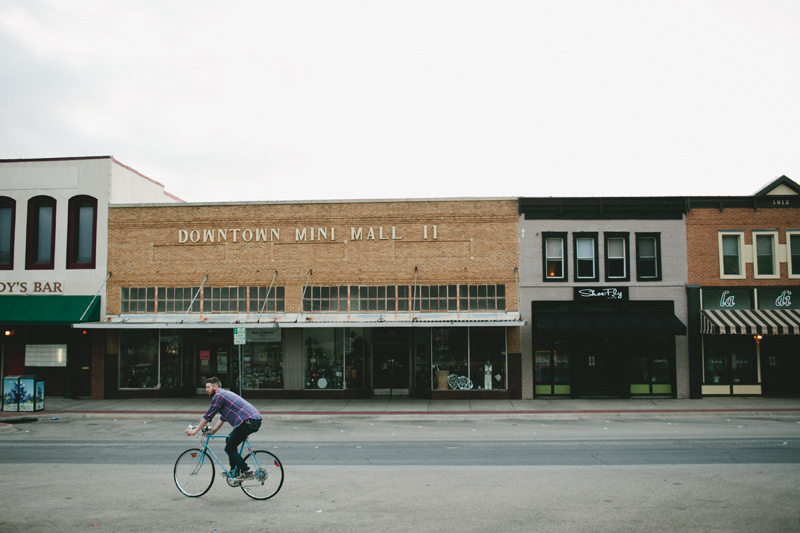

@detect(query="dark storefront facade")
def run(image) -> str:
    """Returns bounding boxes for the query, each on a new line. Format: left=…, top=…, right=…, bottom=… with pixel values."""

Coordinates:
left=519, top=197, right=690, bottom=398
left=691, top=287, right=800, bottom=397
left=532, top=291, right=686, bottom=398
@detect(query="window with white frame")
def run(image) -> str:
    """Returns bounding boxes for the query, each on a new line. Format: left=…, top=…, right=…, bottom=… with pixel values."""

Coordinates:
left=542, top=232, right=567, bottom=281
left=753, top=231, right=779, bottom=278
left=788, top=231, right=800, bottom=278
left=718, top=232, right=745, bottom=279
left=573, top=233, right=598, bottom=281
left=604, top=232, right=629, bottom=281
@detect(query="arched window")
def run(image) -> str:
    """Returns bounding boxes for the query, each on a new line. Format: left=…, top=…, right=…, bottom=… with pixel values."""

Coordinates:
left=26, top=196, right=56, bottom=270
left=67, top=195, right=98, bottom=269
left=0, top=197, right=15, bottom=270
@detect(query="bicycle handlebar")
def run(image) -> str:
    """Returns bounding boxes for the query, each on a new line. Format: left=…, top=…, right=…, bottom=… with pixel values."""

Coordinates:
left=186, top=425, right=210, bottom=437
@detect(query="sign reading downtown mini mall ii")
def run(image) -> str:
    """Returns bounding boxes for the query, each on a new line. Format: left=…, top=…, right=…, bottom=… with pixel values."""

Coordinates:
left=176, top=225, right=439, bottom=244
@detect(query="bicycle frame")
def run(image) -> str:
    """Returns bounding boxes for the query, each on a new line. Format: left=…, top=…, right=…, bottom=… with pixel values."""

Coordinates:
left=194, top=430, right=258, bottom=478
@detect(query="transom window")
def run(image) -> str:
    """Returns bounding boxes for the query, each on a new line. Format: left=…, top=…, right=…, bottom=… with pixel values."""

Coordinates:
left=120, top=286, right=284, bottom=314
left=302, top=285, right=505, bottom=312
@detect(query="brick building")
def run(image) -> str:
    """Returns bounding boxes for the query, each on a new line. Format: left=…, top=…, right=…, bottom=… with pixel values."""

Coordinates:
left=85, top=198, right=523, bottom=399
left=685, top=176, right=800, bottom=398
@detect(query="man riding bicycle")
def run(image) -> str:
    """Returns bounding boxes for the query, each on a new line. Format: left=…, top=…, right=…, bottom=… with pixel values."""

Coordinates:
left=185, top=377, right=263, bottom=480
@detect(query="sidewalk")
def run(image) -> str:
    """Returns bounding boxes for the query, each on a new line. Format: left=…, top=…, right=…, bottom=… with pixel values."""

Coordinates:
left=2, top=396, right=800, bottom=421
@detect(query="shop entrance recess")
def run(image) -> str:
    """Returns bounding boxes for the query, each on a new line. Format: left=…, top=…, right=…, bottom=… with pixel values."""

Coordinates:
left=761, top=337, right=800, bottom=397
left=372, top=328, right=410, bottom=395
left=573, top=336, right=619, bottom=397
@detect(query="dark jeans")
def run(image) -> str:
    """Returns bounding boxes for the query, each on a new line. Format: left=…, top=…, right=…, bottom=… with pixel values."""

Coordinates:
left=225, top=418, right=262, bottom=474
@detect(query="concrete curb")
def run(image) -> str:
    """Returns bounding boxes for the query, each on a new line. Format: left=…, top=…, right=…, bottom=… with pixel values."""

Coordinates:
left=2, top=409, right=798, bottom=422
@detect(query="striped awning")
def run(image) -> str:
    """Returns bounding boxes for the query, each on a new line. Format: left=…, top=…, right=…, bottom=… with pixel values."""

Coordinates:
left=701, top=309, right=800, bottom=335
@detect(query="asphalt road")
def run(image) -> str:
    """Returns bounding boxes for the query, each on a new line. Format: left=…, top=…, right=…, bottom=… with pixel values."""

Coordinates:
left=1, top=416, right=799, bottom=532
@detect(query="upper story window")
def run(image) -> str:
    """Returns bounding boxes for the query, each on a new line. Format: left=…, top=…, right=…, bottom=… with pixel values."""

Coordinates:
left=604, top=232, right=629, bottom=281
left=120, top=286, right=284, bottom=314
left=302, top=284, right=505, bottom=312
left=542, top=232, right=567, bottom=282
left=67, top=195, right=98, bottom=269
left=788, top=231, right=800, bottom=279
left=718, top=231, right=745, bottom=279
left=573, top=233, right=598, bottom=282
left=25, top=196, right=56, bottom=270
left=635, top=233, right=662, bottom=281
left=0, top=197, right=15, bottom=270
left=752, top=231, right=779, bottom=279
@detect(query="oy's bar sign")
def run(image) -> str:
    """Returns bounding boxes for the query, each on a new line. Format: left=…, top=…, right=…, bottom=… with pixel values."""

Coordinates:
left=574, top=287, right=628, bottom=301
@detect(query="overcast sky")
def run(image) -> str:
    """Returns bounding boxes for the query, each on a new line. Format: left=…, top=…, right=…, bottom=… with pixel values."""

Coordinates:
left=1, top=1, right=798, bottom=203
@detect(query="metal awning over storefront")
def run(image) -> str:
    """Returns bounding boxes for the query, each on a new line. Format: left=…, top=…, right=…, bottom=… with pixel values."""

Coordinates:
left=701, top=309, right=800, bottom=335
left=78, top=311, right=524, bottom=329
left=0, top=295, right=100, bottom=325
left=532, top=311, right=687, bottom=335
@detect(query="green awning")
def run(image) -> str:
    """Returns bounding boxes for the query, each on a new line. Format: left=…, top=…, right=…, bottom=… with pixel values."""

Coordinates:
left=0, top=295, right=100, bottom=325
left=532, top=311, right=687, bottom=336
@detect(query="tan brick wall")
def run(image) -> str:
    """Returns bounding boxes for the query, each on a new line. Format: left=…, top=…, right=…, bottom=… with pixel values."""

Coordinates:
left=686, top=207, right=800, bottom=286
left=107, top=199, right=521, bottom=315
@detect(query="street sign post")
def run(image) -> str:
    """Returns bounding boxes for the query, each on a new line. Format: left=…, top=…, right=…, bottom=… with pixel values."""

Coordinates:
left=234, top=328, right=246, bottom=394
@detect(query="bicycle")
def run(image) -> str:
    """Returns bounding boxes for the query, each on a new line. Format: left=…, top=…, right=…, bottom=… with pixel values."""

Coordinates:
left=174, top=425, right=284, bottom=500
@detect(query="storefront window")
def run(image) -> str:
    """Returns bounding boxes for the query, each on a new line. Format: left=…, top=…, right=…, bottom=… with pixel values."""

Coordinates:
left=423, top=327, right=507, bottom=391
left=535, top=350, right=551, bottom=385
left=414, top=328, right=432, bottom=389
left=535, top=340, right=570, bottom=395
left=345, top=328, right=367, bottom=389
left=703, top=336, right=758, bottom=385
left=303, top=328, right=365, bottom=390
left=242, top=330, right=284, bottom=390
left=120, top=330, right=159, bottom=388
left=553, top=340, right=570, bottom=384
left=432, top=328, right=468, bottom=389
left=159, top=332, right=183, bottom=389
left=469, top=327, right=506, bottom=390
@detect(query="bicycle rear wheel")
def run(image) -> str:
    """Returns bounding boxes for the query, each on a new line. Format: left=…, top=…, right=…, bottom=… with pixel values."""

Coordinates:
left=240, top=450, right=284, bottom=500
left=174, top=448, right=215, bottom=497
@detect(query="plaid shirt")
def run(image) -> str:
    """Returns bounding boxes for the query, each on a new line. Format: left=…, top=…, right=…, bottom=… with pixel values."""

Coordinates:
left=203, top=389, right=261, bottom=428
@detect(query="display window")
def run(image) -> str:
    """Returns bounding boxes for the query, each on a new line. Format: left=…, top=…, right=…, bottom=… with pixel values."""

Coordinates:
left=703, top=336, right=758, bottom=385
left=534, top=339, right=571, bottom=395
left=422, top=327, right=507, bottom=391
left=241, top=335, right=284, bottom=390
left=303, top=328, right=366, bottom=390
left=119, top=330, right=160, bottom=389
left=159, top=332, right=186, bottom=389
left=120, top=330, right=186, bottom=389
left=629, top=337, right=673, bottom=395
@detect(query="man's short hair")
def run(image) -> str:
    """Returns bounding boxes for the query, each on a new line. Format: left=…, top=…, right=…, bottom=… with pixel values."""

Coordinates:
left=206, top=377, right=222, bottom=388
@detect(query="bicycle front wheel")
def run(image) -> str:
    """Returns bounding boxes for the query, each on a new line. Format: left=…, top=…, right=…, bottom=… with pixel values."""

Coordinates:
left=240, top=450, right=284, bottom=500
left=174, top=448, right=215, bottom=497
